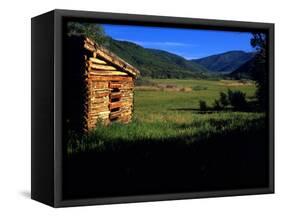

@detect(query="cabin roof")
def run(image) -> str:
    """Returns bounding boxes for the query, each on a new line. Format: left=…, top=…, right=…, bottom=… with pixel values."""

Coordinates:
left=84, top=37, right=140, bottom=77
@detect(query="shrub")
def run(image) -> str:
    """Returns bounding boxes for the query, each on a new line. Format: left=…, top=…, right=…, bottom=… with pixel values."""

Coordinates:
left=219, top=92, right=229, bottom=107
left=227, top=89, right=247, bottom=110
left=213, top=99, right=223, bottom=110
left=199, top=100, right=208, bottom=111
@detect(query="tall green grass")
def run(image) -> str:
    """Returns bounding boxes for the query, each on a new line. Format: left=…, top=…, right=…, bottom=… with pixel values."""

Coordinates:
left=67, top=112, right=265, bottom=154
left=67, top=78, right=264, bottom=155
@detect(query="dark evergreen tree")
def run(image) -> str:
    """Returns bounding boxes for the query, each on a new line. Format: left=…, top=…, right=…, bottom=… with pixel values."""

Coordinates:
left=250, top=33, right=267, bottom=109
left=67, top=22, right=107, bottom=45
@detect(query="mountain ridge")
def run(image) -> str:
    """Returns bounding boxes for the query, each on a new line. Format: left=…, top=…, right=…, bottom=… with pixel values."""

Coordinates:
left=104, top=37, right=255, bottom=78
left=229, top=56, right=257, bottom=79
left=105, top=37, right=210, bottom=78
left=191, top=50, right=255, bottom=74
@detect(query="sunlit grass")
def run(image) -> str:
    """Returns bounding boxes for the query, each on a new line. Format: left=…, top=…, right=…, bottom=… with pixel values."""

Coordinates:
left=67, top=78, right=264, bottom=155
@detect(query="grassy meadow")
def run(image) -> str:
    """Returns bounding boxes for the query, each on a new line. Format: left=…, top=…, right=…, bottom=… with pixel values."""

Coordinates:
left=67, top=78, right=264, bottom=154
left=64, top=78, right=269, bottom=199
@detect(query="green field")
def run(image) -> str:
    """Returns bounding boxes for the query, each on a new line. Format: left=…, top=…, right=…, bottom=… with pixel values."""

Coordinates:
left=67, top=78, right=265, bottom=154
left=65, top=78, right=268, bottom=198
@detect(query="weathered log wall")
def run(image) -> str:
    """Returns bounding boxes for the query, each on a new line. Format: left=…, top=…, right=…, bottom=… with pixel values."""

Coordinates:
left=84, top=38, right=135, bottom=129
left=85, top=56, right=134, bottom=128
left=64, top=36, right=137, bottom=133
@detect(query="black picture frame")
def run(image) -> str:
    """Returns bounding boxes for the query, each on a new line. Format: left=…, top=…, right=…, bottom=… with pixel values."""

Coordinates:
left=31, top=9, right=274, bottom=207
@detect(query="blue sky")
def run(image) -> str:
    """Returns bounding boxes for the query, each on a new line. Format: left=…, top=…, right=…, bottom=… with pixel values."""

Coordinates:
left=103, top=24, right=254, bottom=60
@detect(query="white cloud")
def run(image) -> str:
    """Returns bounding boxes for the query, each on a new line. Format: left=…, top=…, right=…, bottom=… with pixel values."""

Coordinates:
left=171, top=51, right=198, bottom=60
left=116, top=39, right=197, bottom=47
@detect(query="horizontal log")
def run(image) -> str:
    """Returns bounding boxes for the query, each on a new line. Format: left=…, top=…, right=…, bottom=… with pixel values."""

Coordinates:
left=120, top=91, right=133, bottom=95
left=96, top=49, right=139, bottom=77
left=84, top=42, right=95, bottom=52
left=110, top=93, right=122, bottom=99
left=90, top=105, right=108, bottom=111
left=104, top=83, right=132, bottom=90
left=109, top=110, right=122, bottom=119
left=90, top=99, right=109, bottom=104
left=90, top=104, right=108, bottom=109
left=88, top=113, right=110, bottom=118
left=109, top=102, right=122, bottom=110
left=88, top=71, right=128, bottom=76
left=120, top=88, right=130, bottom=91
left=89, top=63, right=117, bottom=71
left=85, top=38, right=95, bottom=46
left=89, top=57, right=107, bottom=65
left=109, top=83, right=122, bottom=88
left=116, top=87, right=133, bottom=91
left=88, top=75, right=133, bottom=81
left=120, top=113, right=132, bottom=118
left=91, top=89, right=109, bottom=94
left=90, top=100, right=109, bottom=104
left=114, top=101, right=132, bottom=110
left=88, top=110, right=110, bottom=117
left=90, top=88, right=110, bottom=92
left=121, top=94, right=133, bottom=98
left=120, top=89, right=134, bottom=92
left=90, top=106, right=109, bottom=111
left=119, top=104, right=132, bottom=108
left=97, top=111, right=110, bottom=116
left=91, top=81, right=109, bottom=89
left=93, top=92, right=108, bottom=98
left=90, top=105, right=108, bottom=110
left=119, top=107, right=132, bottom=112
left=120, top=100, right=133, bottom=105
left=121, top=83, right=134, bottom=88
left=91, top=97, right=109, bottom=104
left=120, top=95, right=133, bottom=99
left=92, top=90, right=109, bottom=94
left=84, top=37, right=140, bottom=77
left=94, top=93, right=108, bottom=98
left=88, top=113, right=109, bottom=118
left=93, top=103, right=109, bottom=108
left=120, top=106, right=132, bottom=111
left=120, top=112, right=132, bottom=117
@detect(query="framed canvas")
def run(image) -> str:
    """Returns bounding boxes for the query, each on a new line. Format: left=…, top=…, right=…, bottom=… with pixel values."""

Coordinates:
left=31, top=9, right=274, bottom=207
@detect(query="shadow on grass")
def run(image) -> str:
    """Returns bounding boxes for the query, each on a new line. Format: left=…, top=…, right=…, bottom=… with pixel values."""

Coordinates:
left=168, top=107, right=231, bottom=114
left=63, top=116, right=269, bottom=200
left=170, top=100, right=264, bottom=114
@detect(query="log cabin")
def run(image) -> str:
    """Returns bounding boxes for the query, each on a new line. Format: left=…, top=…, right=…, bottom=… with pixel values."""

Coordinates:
left=64, top=36, right=140, bottom=133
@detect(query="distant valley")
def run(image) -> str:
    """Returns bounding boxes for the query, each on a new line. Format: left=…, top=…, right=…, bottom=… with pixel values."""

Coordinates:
left=105, top=37, right=256, bottom=79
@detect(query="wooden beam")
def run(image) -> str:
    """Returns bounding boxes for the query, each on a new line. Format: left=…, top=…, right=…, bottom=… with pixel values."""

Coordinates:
left=110, top=93, right=122, bottom=99
left=109, top=102, right=122, bottom=110
left=88, top=75, right=133, bottom=81
left=84, top=37, right=140, bottom=77
left=89, top=57, right=107, bottom=65
left=88, top=71, right=128, bottom=76
left=96, top=50, right=138, bottom=76
left=89, top=63, right=117, bottom=71
left=109, top=83, right=122, bottom=89
left=109, top=110, right=122, bottom=119
left=85, top=37, right=95, bottom=46
left=84, top=42, right=95, bottom=52
left=91, top=81, right=109, bottom=89
left=93, top=92, right=109, bottom=98
left=91, top=97, right=108, bottom=103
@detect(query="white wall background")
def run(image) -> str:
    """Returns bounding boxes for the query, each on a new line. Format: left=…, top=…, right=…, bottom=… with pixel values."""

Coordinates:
left=0, top=0, right=279, bottom=215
